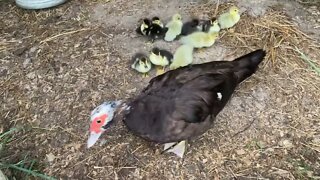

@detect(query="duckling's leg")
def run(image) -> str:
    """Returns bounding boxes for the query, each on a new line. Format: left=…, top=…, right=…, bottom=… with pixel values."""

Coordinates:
left=162, top=66, right=166, bottom=73
left=143, top=73, right=149, bottom=78
left=169, top=64, right=177, bottom=70
left=146, top=36, right=155, bottom=45
left=228, top=28, right=235, bottom=33
left=195, top=48, right=205, bottom=53
left=163, top=140, right=186, bottom=158
left=156, top=66, right=165, bottom=75
left=146, top=41, right=153, bottom=45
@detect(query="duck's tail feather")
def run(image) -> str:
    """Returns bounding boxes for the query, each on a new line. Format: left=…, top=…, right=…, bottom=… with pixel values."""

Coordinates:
left=233, top=49, right=266, bottom=83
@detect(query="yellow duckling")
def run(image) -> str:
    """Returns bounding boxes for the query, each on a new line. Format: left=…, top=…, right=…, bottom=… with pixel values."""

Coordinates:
left=209, top=18, right=220, bottom=33
left=149, top=47, right=173, bottom=75
left=180, top=31, right=219, bottom=48
left=169, top=44, right=194, bottom=70
left=217, top=6, right=240, bottom=29
left=164, top=14, right=183, bottom=42
left=131, top=53, right=152, bottom=77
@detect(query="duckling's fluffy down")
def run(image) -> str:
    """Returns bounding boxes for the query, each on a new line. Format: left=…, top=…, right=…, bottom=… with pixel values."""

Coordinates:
left=164, top=14, right=183, bottom=41
left=180, top=32, right=218, bottom=48
left=170, top=45, right=194, bottom=70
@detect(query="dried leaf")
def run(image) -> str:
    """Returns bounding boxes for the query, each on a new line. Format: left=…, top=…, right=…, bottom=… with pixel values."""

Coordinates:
left=236, top=149, right=246, bottom=155
left=279, top=139, right=294, bottom=148
left=46, top=152, right=56, bottom=162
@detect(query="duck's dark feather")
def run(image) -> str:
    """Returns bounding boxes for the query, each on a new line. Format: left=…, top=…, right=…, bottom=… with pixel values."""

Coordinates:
left=123, top=50, right=266, bottom=143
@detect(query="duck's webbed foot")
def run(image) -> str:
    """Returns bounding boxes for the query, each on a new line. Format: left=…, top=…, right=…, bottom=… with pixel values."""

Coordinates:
left=163, top=140, right=187, bottom=158
left=143, top=73, right=149, bottom=78
left=156, top=66, right=165, bottom=76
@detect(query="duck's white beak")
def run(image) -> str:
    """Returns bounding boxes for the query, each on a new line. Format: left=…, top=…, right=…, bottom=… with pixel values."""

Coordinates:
left=87, top=132, right=103, bottom=148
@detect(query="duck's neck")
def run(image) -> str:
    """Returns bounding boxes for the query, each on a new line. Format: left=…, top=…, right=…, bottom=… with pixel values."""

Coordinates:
left=114, top=101, right=130, bottom=121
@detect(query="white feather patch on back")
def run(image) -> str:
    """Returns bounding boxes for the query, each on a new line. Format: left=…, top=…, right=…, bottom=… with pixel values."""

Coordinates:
left=217, top=92, right=222, bottom=100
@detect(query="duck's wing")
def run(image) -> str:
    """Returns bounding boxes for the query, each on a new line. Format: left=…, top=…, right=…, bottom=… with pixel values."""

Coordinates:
left=124, top=72, right=233, bottom=143
left=124, top=49, right=266, bottom=143
left=145, top=49, right=266, bottom=93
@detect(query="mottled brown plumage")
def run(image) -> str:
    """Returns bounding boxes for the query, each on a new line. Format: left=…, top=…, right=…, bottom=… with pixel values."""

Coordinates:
left=122, top=49, right=266, bottom=143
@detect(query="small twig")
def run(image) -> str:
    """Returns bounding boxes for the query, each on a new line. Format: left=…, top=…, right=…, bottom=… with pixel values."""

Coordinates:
left=300, top=142, right=320, bottom=153
left=237, top=175, right=269, bottom=180
left=214, top=0, right=220, bottom=17
left=117, top=166, right=136, bottom=170
left=73, top=148, right=106, bottom=167
left=131, top=145, right=143, bottom=154
left=39, top=28, right=90, bottom=44
left=227, top=166, right=238, bottom=179
left=287, top=125, right=310, bottom=135
left=32, top=126, right=83, bottom=140
left=232, top=118, right=256, bottom=137
left=92, top=53, right=109, bottom=57
left=93, top=165, right=113, bottom=169
left=309, top=143, right=320, bottom=148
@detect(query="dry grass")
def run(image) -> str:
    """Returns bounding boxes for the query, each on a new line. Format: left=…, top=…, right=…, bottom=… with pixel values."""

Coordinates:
left=0, top=0, right=319, bottom=179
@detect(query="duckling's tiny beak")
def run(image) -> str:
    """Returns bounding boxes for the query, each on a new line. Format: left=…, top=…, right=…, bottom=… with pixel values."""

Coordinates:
left=87, top=132, right=103, bottom=148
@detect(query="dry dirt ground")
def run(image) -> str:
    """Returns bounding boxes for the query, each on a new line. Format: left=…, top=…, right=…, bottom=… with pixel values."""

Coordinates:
left=1, top=0, right=320, bottom=179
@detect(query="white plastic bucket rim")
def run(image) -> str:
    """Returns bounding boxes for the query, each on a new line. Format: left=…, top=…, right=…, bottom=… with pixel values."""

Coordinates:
left=15, top=0, right=67, bottom=10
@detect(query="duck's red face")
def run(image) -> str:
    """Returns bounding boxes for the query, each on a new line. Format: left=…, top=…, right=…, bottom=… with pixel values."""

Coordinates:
left=90, top=114, right=108, bottom=134
left=87, top=101, right=122, bottom=148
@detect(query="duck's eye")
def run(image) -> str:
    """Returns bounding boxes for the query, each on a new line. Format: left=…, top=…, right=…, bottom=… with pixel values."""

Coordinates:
left=97, top=119, right=101, bottom=124
left=111, top=101, right=119, bottom=108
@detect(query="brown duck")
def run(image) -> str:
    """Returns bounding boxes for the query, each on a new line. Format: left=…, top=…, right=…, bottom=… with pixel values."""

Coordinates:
left=87, top=49, right=266, bottom=158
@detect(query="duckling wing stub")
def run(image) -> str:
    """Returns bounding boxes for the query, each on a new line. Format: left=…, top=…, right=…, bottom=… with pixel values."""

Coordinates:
left=181, top=21, right=198, bottom=36
left=160, top=50, right=174, bottom=61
